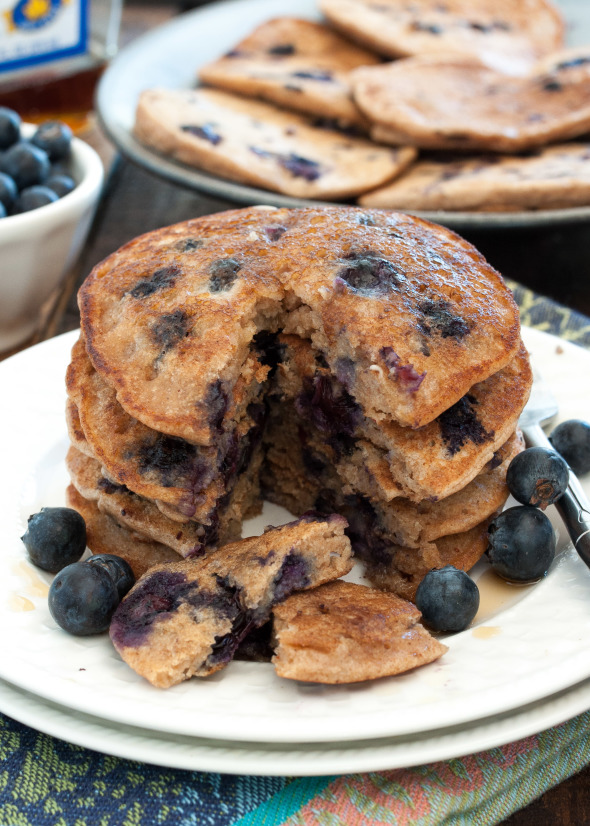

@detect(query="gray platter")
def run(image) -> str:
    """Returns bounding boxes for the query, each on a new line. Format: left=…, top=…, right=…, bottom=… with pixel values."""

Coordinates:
left=96, top=0, right=590, bottom=230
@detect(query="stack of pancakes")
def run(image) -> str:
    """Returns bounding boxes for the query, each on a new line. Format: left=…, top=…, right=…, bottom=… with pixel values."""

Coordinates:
left=65, top=205, right=532, bottom=598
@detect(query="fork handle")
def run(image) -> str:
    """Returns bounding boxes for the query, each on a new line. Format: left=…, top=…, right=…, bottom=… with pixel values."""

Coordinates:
left=524, top=423, right=590, bottom=571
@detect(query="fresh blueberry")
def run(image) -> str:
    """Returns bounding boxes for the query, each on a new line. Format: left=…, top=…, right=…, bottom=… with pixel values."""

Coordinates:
left=487, top=506, right=555, bottom=582
left=45, top=172, right=76, bottom=198
left=0, top=202, right=5, bottom=219
left=21, top=507, right=86, bottom=573
left=549, top=419, right=590, bottom=476
left=87, top=554, right=135, bottom=599
left=48, top=561, right=120, bottom=635
left=30, top=120, right=72, bottom=161
left=0, top=107, right=21, bottom=150
left=1, top=142, right=50, bottom=190
left=12, top=185, right=59, bottom=214
left=415, top=565, right=480, bottom=632
left=506, top=447, right=569, bottom=509
left=0, top=171, right=17, bottom=209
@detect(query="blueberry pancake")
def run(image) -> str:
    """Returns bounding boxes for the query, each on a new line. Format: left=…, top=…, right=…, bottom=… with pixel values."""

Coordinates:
left=320, top=0, right=564, bottom=74
left=133, top=88, right=413, bottom=201
left=352, top=49, right=590, bottom=153
left=109, top=515, right=353, bottom=687
left=65, top=445, right=262, bottom=560
left=362, top=517, right=493, bottom=601
left=79, top=207, right=521, bottom=440
left=66, top=485, right=179, bottom=577
left=67, top=334, right=268, bottom=522
left=272, top=333, right=531, bottom=502
left=272, top=581, right=447, bottom=683
left=359, top=143, right=590, bottom=212
left=198, top=18, right=380, bottom=127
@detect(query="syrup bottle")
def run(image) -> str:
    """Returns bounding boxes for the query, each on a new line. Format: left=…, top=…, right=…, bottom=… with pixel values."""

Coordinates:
left=0, top=0, right=122, bottom=129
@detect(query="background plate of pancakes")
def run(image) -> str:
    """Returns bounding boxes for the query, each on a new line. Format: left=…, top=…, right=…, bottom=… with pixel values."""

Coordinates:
left=2, top=326, right=590, bottom=752
left=97, top=0, right=590, bottom=229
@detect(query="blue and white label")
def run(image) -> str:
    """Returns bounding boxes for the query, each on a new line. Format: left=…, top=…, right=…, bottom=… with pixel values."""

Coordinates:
left=0, top=0, right=89, bottom=73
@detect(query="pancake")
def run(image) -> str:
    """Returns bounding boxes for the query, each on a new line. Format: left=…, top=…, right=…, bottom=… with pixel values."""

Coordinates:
left=273, top=333, right=531, bottom=502
left=352, top=49, right=590, bottom=152
left=66, top=485, right=179, bottom=578
left=198, top=17, right=379, bottom=127
left=359, top=143, right=590, bottom=212
left=66, top=445, right=263, bottom=558
left=272, top=580, right=447, bottom=683
left=133, top=87, right=412, bottom=200
left=79, top=207, right=521, bottom=442
left=362, top=517, right=493, bottom=601
left=320, top=0, right=564, bottom=74
left=67, top=334, right=268, bottom=521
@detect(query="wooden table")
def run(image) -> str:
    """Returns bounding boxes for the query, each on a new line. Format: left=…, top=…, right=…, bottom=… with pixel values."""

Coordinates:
left=5, top=3, right=590, bottom=822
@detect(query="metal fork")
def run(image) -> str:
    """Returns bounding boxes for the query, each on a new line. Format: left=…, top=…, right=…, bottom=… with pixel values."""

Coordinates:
left=519, top=367, right=590, bottom=570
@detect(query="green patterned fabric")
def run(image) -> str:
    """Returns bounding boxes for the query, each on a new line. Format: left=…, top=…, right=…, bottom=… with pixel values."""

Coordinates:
left=1, top=284, right=589, bottom=826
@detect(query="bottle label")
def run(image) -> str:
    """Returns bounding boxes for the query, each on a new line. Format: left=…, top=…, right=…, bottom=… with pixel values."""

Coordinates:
left=0, top=0, right=89, bottom=73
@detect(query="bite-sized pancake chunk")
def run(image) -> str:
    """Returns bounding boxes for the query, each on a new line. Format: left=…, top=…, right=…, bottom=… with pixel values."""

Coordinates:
left=320, top=0, right=564, bottom=74
left=359, top=143, right=590, bottom=212
left=109, top=515, right=353, bottom=688
left=199, top=17, right=379, bottom=126
left=272, top=580, right=447, bottom=683
left=133, top=87, right=413, bottom=200
left=79, top=207, right=521, bottom=441
left=353, top=49, right=590, bottom=153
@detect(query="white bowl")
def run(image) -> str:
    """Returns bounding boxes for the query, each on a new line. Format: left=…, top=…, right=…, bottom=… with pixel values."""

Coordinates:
left=0, top=124, right=104, bottom=351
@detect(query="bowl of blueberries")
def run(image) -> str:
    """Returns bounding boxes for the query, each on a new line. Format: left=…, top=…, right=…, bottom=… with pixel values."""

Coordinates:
left=0, top=106, right=103, bottom=351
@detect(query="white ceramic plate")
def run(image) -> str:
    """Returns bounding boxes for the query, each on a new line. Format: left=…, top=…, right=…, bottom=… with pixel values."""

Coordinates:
left=96, top=0, right=590, bottom=230
left=2, top=328, right=590, bottom=744
left=1, top=672, right=590, bottom=775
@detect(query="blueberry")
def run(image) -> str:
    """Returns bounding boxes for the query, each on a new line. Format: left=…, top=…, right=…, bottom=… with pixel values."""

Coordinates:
left=487, top=506, right=555, bottom=582
left=0, top=107, right=21, bottom=150
left=506, top=447, right=569, bottom=510
left=21, top=507, right=86, bottom=573
left=1, top=142, right=50, bottom=190
left=0, top=202, right=5, bottom=219
left=415, top=565, right=480, bottom=632
left=12, top=185, right=59, bottom=214
left=0, top=171, right=17, bottom=209
left=549, top=420, right=590, bottom=476
left=87, top=554, right=135, bottom=599
left=48, top=561, right=119, bottom=635
left=30, top=120, right=72, bottom=161
left=45, top=172, right=75, bottom=198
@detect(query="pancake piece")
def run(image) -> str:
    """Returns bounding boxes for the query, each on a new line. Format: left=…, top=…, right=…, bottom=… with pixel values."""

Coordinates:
left=353, top=50, right=590, bottom=152
left=359, top=143, right=590, bottom=212
left=133, top=87, right=413, bottom=200
left=198, top=17, right=379, bottom=127
left=272, top=581, right=447, bottom=683
left=109, top=515, right=353, bottom=687
left=79, top=207, right=521, bottom=441
left=320, top=0, right=564, bottom=74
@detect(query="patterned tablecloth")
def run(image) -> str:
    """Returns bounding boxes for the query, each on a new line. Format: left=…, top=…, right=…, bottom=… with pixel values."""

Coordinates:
left=1, top=282, right=590, bottom=826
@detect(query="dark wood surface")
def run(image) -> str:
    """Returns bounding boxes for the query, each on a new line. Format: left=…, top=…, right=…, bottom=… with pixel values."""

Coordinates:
left=6, top=3, right=590, bottom=822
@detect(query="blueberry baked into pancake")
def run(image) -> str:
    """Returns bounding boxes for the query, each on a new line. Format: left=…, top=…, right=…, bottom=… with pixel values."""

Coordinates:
left=67, top=205, right=531, bottom=683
